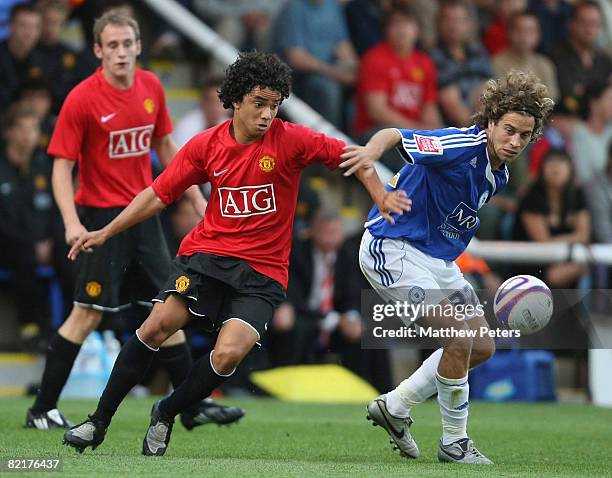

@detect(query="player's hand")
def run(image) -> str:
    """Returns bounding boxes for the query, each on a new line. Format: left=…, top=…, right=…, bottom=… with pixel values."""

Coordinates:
left=339, top=143, right=383, bottom=177
left=379, top=190, right=412, bottom=224
left=65, top=222, right=88, bottom=246
left=67, top=229, right=108, bottom=261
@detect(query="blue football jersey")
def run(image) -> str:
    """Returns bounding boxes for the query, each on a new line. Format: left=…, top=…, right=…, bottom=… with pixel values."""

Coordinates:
left=366, top=125, right=509, bottom=261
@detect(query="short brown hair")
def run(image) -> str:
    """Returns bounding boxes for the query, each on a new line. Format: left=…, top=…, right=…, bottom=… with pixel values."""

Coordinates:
left=572, top=0, right=602, bottom=19
left=508, top=11, right=539, bottom=31
left=382, top=1, right=419, bottom=29
left=4, top=102, right=40, bottom=130
left=439, top=0, right=472, bottom=13
left=472, top=70, right=555, bottom=142
left=37, top=0, right=69, bottom=16
left=93, top=10, right=140, bottom=46
left=9, top=2, right=40, bottom=23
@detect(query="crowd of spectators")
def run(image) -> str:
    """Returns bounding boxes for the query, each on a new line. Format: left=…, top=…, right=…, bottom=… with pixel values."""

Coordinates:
left=0, top=0, right=611, bottom=392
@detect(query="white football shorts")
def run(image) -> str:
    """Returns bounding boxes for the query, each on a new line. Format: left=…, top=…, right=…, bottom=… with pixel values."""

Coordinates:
left=359, top=229, right=482, bottom=322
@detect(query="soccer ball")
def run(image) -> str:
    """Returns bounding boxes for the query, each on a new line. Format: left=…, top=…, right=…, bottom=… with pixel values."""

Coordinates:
left=493, top=275, right=553, bottom=335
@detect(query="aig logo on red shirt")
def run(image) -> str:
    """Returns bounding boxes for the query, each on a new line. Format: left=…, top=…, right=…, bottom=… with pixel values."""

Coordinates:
left=109, top=125, right=155, bottom=159
left=218, top=184, right=277, bottom=217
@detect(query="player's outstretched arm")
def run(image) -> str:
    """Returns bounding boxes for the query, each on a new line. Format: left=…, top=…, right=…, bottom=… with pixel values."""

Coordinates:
left=339, top=128, right=402, bottom=176
left=67, top=186, right=166, bottom=260
left=354, top=167, right=412, bottom=225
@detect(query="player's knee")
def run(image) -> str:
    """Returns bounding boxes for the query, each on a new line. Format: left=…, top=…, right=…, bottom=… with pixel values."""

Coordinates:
left=211, top=347, right=244, bottom=375
left=471, top=337, right=496, bottom=367
left=138, top=315, right=175, bottom=348
left=61, top=306, right=103, bottom=342
left=82, top=309, right=103, bottom=332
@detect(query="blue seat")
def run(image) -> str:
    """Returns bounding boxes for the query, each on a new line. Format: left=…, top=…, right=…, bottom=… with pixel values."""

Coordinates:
left=469, top=349, right=556, bottom=402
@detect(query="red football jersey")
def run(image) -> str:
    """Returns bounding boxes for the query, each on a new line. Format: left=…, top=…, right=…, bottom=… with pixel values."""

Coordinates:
left=48, top=67, right=173, bottom=207
left=152, top=118, right=345, bottom=288
left=354, top=43, right=438, bottom=136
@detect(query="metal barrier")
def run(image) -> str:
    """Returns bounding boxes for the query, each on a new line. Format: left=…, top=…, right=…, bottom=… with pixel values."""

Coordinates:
left=468, top=239, right=612, bottom=265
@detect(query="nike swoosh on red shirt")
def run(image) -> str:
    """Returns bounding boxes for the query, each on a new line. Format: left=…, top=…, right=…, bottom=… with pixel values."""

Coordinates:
left=101, top=113, right=117, bottom=123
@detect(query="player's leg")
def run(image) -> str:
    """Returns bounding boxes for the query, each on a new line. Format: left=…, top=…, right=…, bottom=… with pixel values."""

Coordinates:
left=135, top=217, right=245, bottom=427
left=432, top=275, right=493, bottom=465
left=382, top=322, right=494, bottom=427
left=26, top=304, right=102, bottom=429
left=143, top=320, right=258, bottom=456
left=28, top=206, right=130, bottom=429
left=142, top=270, right=279, bottom=457
left=417, top=304, right=474, bottom=445
left=136, top=216, right=245, bottom=430
left=62, top=295, right=191, bottom=453
left=466, top=314, right=496, bottom=368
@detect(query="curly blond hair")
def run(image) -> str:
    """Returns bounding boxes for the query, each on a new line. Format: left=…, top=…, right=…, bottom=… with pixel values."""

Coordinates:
left=472, top=70, right=555, bottom=142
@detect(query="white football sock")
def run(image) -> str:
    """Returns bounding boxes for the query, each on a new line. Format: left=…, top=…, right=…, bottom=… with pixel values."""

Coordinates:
left=436, top=372, right=469, bottom=446
left=386, top=348, right=442, bottom=418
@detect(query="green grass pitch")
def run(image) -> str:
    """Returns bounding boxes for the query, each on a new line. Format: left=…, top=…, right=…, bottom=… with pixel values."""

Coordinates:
left=1, top=397, right=611, bottom=477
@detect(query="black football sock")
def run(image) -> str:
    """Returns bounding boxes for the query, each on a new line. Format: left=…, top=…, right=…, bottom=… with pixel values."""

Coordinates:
left=158, top=342, right=192, bottom=389
left=31, top=333, right=81, bottom=413
left=90, top=334, right=156, bottom=428
left=158, top=350, right=232, bottom=419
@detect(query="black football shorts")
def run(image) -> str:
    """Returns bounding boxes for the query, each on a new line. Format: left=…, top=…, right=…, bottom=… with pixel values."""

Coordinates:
left=154, top=253, right=286, bottom=344
left=73, top=206, right=171, bottom=312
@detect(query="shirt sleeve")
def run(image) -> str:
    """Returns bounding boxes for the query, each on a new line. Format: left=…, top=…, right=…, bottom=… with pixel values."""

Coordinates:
left=153, top=78, right=173, bottom=137
left=47, top=90, right=86, bottom=161
left=288, top=123, right=346, bottom=171
left=152, top=135, right=209, bottom=205
left=395, top=126, right=486, bottom=167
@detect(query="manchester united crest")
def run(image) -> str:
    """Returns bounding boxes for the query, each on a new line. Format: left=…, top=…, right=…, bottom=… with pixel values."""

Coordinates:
left=259, top=155, right=275, bottom=173
left=85, top=281, right=102, bottom=298
left=411, top=66, right=424, bottom=82
left=144, top=98, right=155, bottom=114
left=175, top=275, right=190, bottom=293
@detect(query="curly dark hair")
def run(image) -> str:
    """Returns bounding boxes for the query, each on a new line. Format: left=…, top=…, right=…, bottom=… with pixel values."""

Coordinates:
left=472, top=70, right=555, bottom=142
left=219, top=51, right=292, bottom=110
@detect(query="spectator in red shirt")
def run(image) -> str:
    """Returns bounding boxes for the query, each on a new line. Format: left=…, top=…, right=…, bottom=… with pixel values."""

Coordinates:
left=354, top=2, right=441, bottom=169
left=483, top=0, right=528, bottom=56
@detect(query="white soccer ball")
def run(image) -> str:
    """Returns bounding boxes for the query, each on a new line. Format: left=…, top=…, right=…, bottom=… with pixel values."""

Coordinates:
left=493, top=275, right=553, bottom=335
